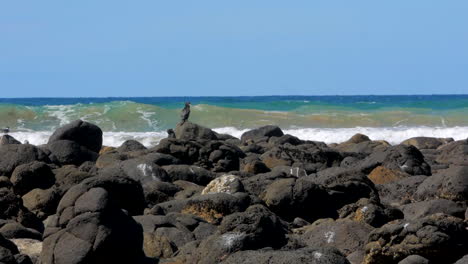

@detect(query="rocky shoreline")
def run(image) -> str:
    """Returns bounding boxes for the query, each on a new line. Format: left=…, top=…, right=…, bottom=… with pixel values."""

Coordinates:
left=0, top=119, right=467, bottom=264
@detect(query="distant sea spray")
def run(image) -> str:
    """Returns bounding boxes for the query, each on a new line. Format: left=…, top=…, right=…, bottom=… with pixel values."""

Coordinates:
left=1, top=95, right=467, bottom=146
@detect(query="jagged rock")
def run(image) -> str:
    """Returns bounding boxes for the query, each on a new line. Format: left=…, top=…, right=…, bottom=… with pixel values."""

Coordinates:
left=154, top=138, right=203, bottom=164
left=363, top=214, right=468, bottom=263
left=202, top=175, right=244, bottom=195
left=47, top=120, right=103, bottom=153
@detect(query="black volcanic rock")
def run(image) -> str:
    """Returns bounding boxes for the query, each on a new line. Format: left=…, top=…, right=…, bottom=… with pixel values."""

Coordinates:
left=47, top=120, right=103, bottom=153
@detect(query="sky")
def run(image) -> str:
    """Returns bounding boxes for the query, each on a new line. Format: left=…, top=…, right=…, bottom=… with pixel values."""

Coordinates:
left=1, top=1, right=467, bottom=97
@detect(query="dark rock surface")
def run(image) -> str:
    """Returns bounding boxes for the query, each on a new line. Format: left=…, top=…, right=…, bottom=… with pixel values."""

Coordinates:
left=47, top=120, right=103, bottom=153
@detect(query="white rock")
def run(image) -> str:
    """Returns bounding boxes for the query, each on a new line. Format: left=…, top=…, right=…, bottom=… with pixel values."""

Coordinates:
left=202, top=174, right=242, bottom=195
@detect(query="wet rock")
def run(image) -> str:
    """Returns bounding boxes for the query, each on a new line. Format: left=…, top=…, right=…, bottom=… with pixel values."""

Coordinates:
left=47, top=120, right=103, bottom=153
left=363, top=214, right=468, bottom=263
left=10, top=162, right=55, bottom=196
left=202, top=175, right=244, bottom=195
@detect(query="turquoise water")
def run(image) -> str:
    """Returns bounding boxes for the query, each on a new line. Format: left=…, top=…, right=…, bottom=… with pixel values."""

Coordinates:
left=0, top=95, right=467, bottom=146
left=1, top=95, right=467, bottom=131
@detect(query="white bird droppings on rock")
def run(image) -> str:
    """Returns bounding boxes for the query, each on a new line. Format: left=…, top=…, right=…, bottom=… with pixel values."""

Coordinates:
left=137, top=163, right=159, bottom=180
left=361, top=206, right=369, bottom=213
left=221, top=232, right=245, bottom=250
left=324, top=231, right=335, bottom=244
left=314, top=252, right=323, bottom=259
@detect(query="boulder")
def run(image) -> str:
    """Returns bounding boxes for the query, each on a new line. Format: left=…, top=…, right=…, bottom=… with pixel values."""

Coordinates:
left=95, top=151, right=128, bottom=169
left=116, top=140, right=147, bottom=152
left=375, top=176, right=427, bottom=206
left=435, top=139, right=468, bottom=166
left=53, top=165, right=93, bottom=195
left=260, top=177, right=336, bottom=222
left=241, top=170, right=289, bottom=197
left=221, top=247, right=350, bottom=264
left=400, top=199, right=466, bottom=220
left=367, top=166, right=410, bottom=185
left=240, top=156, right=270, bottom=174
left=142, top=181, right=180, bottom=207
left=0, top=234, right=20, bottom=264
left=201, top=175, right=244, bottom=195
left=240, top=125, right=284, bottom=144
left=338, top=198, right=403, bottom=228
left=359, top=145, right=431, bottom=176
left=163, top=165, right=215, bottom=185
left=363, top=214, right=468, bottom=263
left=455, top=255, right=468, bottom=264
left=401, top=137, right=453, bottom=150
left=22, top=188, right=61, bottom=220
left=181, top=193, right=251, bottom=224
left=398, top=255, right=429, bottom=264
left=335, top=134, right=390, bottom=154
left=41, top=181, right=148, bottom=264
left=11, top=239, right=41, bottom=263
left=294, top=218, right=373, bottom=256
left=0, top=222, right=41, bottom=240
left=218, top=204, right=288, bottom=249
left=175, top=121, right=218, bottom=141
left=47, top=140, right=99, bottom=166
left=260, top=143, right=342, bottom=173
left=0, top=188, right=43, bottom=232
left=99, top=158, right=170, bottom=184
left=47, top=120, right=103, bottom=153
left=10, top=162, right=55, bottom=196
left=415, top=165, right=468, bottom=202
left=153, top=138, right=203, bottom=164
left=0, top=144, right=50, bottom=176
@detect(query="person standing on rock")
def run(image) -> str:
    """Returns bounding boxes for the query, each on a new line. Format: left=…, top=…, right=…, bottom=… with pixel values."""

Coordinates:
left=180, top=102, right=191, bottom=124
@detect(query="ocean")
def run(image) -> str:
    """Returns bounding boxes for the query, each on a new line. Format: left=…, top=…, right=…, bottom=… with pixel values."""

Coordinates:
left=1, top=95, right=467, bottom=147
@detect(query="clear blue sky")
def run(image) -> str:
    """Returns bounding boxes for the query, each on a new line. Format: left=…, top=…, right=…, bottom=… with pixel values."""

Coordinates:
left=1, top=1, right=467, bottom=97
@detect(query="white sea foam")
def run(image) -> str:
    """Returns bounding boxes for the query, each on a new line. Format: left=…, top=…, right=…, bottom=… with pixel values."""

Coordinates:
left=6, top=126, right=468, bottom=148
left=215, top=126, right=468, bottom=145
